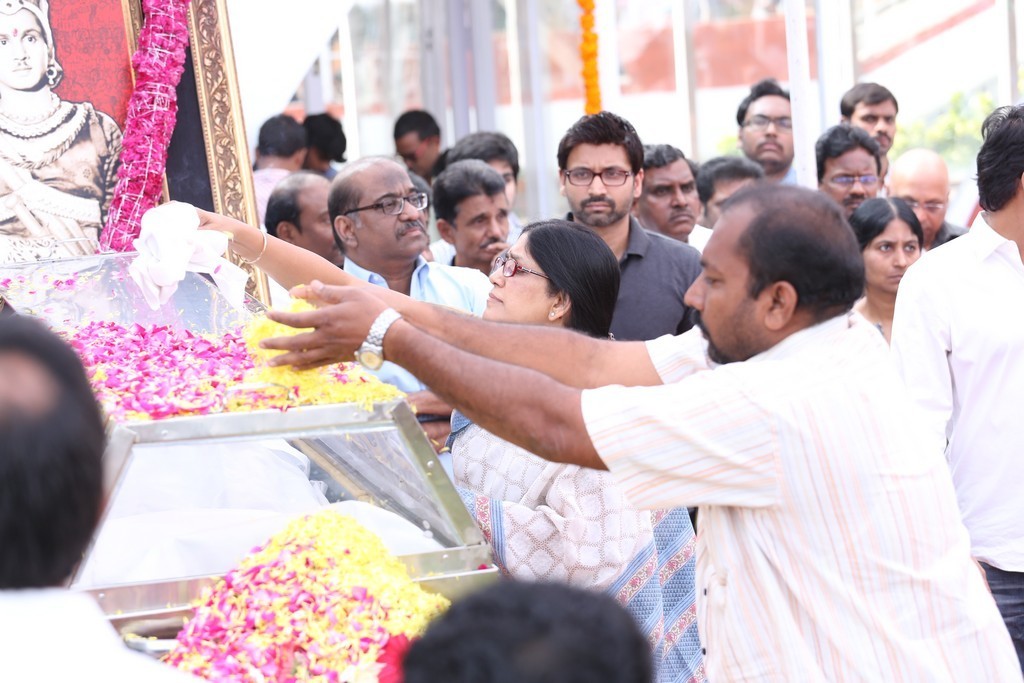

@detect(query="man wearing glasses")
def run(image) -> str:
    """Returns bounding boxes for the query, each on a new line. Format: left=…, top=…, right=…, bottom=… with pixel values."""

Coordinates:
left=331, top=157, right=491, bottom=449
left=888, top=148, right=966, bottom=250
left=557, top=112, right=701, bottom=341
left=736, top=79, right=797, bottom=185
left=815, top=125, right=883, bottom=218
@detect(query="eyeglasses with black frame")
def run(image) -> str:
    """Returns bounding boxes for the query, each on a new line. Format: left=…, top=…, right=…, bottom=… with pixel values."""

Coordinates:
left=742, top=115, right=793, bottom=131
left=344, top=192, right=429, bottom=216
left=564, top=168, right=633, bottom=187
left=491, top=252, right=550, bottom=279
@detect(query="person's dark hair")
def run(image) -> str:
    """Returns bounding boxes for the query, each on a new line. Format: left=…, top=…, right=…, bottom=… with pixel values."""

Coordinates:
left=303, top=113, right=347, bottom=163
left=256, top=114, right=307, bottom=157
left=0, top=316, right=105, bottom=589
left=725, top=185, right=864, bottom=321
left=641, top=143, right=686, bottom=170
left=695, top=156, right=765, bottom=205
left=977, top=104, right=1024, bottom=212
left=736, top=78, right=790, bottom=126
left=402, top=580, right=653, bottom=683
left=814, top=125, right=882, bottom=182
left=840, top=82, right=898, bottom=118
left=265, top=171, right=322, bottom=237
left=432, top=160, right=507, bottom=224
left=447, top=132, right=520, bottom=179
left=848, top=197, right=923, bottom=250
left=521, top=220, right=620, bottom=338
left=557, top=112, right=644, bottom=173
left=393, top=109, right=441, bottom=141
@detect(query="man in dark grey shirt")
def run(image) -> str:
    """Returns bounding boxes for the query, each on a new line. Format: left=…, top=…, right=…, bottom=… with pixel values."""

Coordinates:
left=557, top=112, right=702, bottom=341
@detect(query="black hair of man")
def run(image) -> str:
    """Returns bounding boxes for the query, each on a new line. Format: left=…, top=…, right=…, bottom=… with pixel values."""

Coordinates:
left=840, top=82, right=899, bottom=118
left=642, top=143, right=686, bottom=171
left=977, top=104, right=1024, bottom=212
left=447, top=131, right=521, bottom=179
left=557, top=111, right=644, bottom=174
left=0, top=316, right=105, bottom=589
left=402, top=580, right=653, bottom=683
left=523, top=220, right=621, bottom=338
left=256, top=114, right=307, bottom=157
left=265, top=171, right=324, bottom=238
left=814, top=124, right=882, bottom=183
left=725, top=184, right=865, bottom=322
left=848, top=197, right=923, bottom=251
left=303, top=113, right=347, bottom=163
left=432, top=160, right=507, bottom=225
left=736, top=78, right=790, bottom=126
left=393, top=109, right=441, bottom=142
left=695, top=156, right=765, bottom=205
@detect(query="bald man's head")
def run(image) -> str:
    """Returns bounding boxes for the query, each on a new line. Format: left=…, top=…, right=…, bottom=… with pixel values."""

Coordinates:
left=887, top=148, right=950, bottom=248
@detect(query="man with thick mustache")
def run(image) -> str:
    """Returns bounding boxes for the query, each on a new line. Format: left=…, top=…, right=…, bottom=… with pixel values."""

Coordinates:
left=633, top=144, right=705, bottom=247
left=433, top=160, right=510, bottom=275
left=558, top=112, right=701, bottom=341
left=329, top=157, right=490, bottom=395
left=737, top=79, right=797, bottom=185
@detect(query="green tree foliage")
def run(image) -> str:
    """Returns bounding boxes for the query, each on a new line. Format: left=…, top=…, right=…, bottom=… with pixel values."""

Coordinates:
left=890, top=91, right=995, bottom=175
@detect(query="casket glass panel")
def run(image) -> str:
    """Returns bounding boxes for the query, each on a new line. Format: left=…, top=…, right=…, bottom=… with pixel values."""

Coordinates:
left=0, top=253, right=496, bottom=632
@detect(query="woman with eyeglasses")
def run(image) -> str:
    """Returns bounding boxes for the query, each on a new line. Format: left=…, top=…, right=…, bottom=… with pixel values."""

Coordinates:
left=848, top=197, right=924, bottom=343
left=201, top=212, right=703, bottom=682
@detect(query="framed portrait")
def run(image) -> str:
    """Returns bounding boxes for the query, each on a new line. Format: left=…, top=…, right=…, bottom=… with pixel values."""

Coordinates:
left=0, top=0, right=267, bottom=298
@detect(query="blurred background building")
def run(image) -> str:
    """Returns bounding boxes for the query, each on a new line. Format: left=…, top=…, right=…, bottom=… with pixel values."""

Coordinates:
left=226, top=0, right=1019, bottom=225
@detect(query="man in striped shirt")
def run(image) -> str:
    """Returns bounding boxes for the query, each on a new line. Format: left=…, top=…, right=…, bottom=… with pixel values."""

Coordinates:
left=261, top=185, right=1020, bottom=681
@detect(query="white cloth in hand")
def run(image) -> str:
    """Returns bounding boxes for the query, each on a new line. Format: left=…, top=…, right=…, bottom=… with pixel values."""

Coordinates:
left=128, top=201, right=249, bottom=310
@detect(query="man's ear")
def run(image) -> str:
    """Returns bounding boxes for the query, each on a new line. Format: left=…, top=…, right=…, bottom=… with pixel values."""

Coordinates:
left=558, top=170, right=567, bottom=198
left=276, top=221, right=299, bottom=244
left=632, top=168, right=644, bottom=200
left=335, top=215, right=358, bottom=248
left=761, top=281, right=799, bottom=332
left=437, top=219, right=456, bottom=245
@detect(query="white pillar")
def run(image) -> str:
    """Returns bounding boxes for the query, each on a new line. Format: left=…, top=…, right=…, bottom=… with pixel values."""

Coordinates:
left=783, top=0, right=817, bottom=189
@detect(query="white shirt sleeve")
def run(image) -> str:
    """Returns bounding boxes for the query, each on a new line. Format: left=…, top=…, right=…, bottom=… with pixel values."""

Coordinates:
left=890, top=264, right=955, bottom=447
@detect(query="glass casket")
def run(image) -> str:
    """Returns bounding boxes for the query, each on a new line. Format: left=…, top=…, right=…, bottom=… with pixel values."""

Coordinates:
left=0, top=253, right=497, bottom=642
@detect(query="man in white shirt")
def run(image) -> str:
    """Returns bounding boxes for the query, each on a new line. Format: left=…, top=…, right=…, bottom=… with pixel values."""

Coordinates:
left=0, top=317, right=196, bottom=682
left=261, top=185, right=1020, bottom=681
left=892, top=104, right=1024, bottom=670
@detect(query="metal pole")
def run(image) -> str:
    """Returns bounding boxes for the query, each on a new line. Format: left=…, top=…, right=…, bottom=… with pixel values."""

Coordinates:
left=783, top=0, right=817, bottom=189
left=469, top=0, right=497, bottom=131
left=670, top=0, right=697, bottom=156
left=446, top=0, right=471, bottom=140
left=517, top=0, right=552, bottom=220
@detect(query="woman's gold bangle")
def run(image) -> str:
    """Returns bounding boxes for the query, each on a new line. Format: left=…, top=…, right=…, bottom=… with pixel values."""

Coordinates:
left=237, top=229, right=268, bottom=265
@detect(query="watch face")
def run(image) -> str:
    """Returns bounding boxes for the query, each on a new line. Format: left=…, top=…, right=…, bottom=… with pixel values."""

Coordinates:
left=357, top=347, right=383, bottom=370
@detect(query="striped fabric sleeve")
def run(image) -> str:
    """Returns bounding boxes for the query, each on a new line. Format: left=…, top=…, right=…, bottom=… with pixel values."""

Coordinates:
left=646, top=329, right=712, bottom=384
left=581, top=369, right=781, bottom=510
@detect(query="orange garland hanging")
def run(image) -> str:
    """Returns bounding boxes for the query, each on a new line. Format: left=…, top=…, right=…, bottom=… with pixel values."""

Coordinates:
left=578, top=0, right=601, bottom=114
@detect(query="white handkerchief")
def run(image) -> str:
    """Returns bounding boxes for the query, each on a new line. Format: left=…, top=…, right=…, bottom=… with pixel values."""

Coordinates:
left=128, top=202, right=250, bottom=310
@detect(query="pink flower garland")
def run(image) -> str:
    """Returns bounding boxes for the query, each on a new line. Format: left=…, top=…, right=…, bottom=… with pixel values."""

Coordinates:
left=101, top=0, right=193, bottom=252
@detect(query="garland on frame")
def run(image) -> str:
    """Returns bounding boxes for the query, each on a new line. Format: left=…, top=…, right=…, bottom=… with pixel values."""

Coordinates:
left=101, top=0, right=192, bottom=252
left=578, top=0, right=601, bottom=114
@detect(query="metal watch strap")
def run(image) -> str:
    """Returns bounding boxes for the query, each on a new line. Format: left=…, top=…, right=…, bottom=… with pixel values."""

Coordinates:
left=365, top=307, right=402, bottom=356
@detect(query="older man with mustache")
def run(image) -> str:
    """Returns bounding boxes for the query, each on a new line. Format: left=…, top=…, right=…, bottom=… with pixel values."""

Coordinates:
left=633, top=144, right=707, bottom=250
left=329, top=157, right=491, bottom=448
left=558, top=113, right=702, bottom=341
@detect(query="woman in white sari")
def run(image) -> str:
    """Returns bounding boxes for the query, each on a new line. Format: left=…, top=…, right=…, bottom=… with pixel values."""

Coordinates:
left=0, top=0, right=122, bottom=263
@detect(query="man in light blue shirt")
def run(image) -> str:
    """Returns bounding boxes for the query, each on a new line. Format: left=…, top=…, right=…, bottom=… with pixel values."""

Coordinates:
left=330, top=158, right=490, bottom=445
